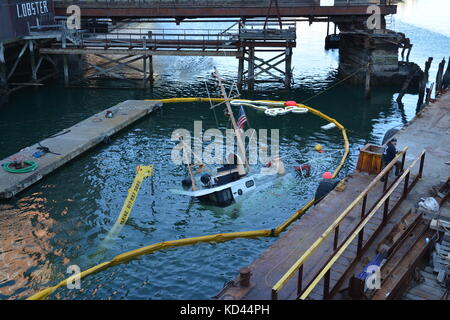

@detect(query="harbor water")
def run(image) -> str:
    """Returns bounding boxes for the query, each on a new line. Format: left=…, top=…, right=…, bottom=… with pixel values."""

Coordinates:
left=0, top=0, right=449, bottom=300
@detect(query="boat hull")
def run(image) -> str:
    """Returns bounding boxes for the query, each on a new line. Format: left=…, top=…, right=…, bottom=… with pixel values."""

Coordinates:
left=173, top=176, right=256, bottom=207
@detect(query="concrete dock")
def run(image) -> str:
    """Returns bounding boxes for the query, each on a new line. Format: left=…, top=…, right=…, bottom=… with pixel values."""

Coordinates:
left=217, top=90, right=450, bottom=300
left=0, top=100, right=161, bottom=199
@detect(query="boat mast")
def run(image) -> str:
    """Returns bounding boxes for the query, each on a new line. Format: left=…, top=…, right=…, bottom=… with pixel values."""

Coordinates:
left=180, top=136, right=198, bottom=191
left=213, top=68, right=249, bottom=170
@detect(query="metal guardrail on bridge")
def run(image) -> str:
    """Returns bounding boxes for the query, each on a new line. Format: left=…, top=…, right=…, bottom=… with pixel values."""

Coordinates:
left=272, top=147, right=427, bottom=300
left=52, top=0, right=395, bottom=8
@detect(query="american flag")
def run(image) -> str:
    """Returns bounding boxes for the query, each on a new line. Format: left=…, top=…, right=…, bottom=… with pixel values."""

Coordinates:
left=237, top=106, right=248, bottom=129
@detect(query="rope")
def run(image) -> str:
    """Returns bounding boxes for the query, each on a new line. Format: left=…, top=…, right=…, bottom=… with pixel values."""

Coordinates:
left=27, top=98, right=350, bottom=300
left=2, top=161, right=38, bottom=173
left=300, top=63, right=369, bottom=105
left=204, top=80, right=219, bottom=128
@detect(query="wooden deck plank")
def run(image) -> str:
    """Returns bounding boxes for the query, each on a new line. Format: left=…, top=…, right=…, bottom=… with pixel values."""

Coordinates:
left=216, top=172, right=389, bottom=300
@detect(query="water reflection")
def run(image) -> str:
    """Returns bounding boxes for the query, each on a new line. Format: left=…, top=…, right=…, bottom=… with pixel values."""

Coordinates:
left=0, top=194, right=56, bottom=299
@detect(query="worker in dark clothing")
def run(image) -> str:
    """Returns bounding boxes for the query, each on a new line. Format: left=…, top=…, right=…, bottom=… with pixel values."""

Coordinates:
left=381, top=138, right=401, bottom=180
left=314, top=172, right=339, bottom=205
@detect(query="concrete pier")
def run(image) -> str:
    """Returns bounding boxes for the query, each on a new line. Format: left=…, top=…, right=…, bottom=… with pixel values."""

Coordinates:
left=0, top=100, right=161, bottom=199
left=338, top=29, right=422, bottom=86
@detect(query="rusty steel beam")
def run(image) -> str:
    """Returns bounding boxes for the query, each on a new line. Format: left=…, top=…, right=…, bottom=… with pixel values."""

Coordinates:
left=54, top=5, right=397, bottom=19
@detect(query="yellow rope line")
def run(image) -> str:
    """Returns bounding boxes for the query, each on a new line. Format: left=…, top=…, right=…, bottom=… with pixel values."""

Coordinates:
left=27, top=98, right=349, bottom=300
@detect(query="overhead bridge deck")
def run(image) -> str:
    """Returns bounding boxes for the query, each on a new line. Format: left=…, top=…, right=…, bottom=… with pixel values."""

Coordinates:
left=52, top=0, right=397, bottom=18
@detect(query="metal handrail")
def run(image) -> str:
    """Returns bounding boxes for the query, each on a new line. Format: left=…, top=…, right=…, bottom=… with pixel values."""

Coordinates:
left=298, top=149, right=426, bottom=300
left=52, top=0, right=394, bottom=8
left=271, top=146, right=409, bottom=299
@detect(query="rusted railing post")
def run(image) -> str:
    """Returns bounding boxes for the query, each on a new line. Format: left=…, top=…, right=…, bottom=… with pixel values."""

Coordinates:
left=400, top=151, right=407, bottom=172
left=383, top=168, right=390, bottom=191
left=403, top=171, right=410, bottom=199
left=361, top=194, right=367, bottom=219
left=323, top=270, right=331, bottom=300
left=333, top=225, right=340, bottom=250
left=297, top=264, right=303, bottom=295
left=419, top=153, right=426, bottom=178
left=271, top=289, right=278, bottom=300
left=383, top=195, right=390, bottom=223
left=357, top=228, right=364, bottom=257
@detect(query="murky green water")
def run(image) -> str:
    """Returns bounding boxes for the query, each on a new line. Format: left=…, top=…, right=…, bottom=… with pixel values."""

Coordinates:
left=0, top=0, right=449, bottom=300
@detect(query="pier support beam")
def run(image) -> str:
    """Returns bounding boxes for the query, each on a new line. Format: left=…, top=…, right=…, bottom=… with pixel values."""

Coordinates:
left=236, top=18, right=296, bottom=91
left=149, top=55, right=154, bottom=83
left=29, top=41, right=38, bottom=82
left=0, top=42, right=8, bottom=106
left=63, top=56, right=69, bottom=85
left=64, top=53, right=155, bottom=88
left=0, top=39, right=60, bottom=106
left=284, top=47, right=293, bottom=89
left=247, top=46, right=255, bottom=92
left=142, top=55, right=154, bottom=86
left=238, top=46, right=294, bottom=91
left=337, top=28, right=422, bottom=87
left=237, top=50, right=245, bottom=91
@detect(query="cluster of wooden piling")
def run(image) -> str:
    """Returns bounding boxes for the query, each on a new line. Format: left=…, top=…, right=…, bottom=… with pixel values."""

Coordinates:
left=396, top=56, right=450, bottom=110
left=416, top=56, right=450, bottom=110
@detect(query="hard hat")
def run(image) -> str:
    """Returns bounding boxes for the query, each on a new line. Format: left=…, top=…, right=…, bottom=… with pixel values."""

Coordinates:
left=322, top=172, right=333, bottom=179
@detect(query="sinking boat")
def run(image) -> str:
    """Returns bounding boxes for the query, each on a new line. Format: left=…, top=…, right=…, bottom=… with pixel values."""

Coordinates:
left=172, top=68, right=285, bottom=207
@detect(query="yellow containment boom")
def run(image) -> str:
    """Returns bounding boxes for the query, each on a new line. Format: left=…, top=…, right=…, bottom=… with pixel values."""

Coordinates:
left=96, top=165, right=153, bottom=255
left=27, top=99, right=349, bottom=300
left=115, top=165, right=153, bottom=226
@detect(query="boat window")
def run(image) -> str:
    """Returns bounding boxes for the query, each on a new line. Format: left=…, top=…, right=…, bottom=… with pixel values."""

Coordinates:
left=245, top=180, right=255, bottom=188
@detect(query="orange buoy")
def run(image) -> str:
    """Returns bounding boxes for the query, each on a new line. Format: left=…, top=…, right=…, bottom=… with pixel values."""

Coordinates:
left=284, top=101, right=297, bottom=107
left=322, top=172, right=333, bottom=179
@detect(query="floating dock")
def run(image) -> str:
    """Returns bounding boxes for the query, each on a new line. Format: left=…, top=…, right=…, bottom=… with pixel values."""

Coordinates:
left=217, top=91, right=450, bottom=300
left=0, top=100, right=161, bottom=199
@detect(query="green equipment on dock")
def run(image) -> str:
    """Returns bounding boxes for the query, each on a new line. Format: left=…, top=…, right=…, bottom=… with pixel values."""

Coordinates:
left=2, top=160, right=38, bottom=173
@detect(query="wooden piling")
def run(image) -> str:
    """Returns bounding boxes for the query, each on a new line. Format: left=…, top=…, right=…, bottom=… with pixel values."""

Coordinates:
left=248, top=46, right=255, bottom=92
left=425, top=82, right=434, bottom=105
left=435, top=58, right=445, bottom=98
left=237, top=51, right=244, bottom=91
left=149, top=55, right=154, bottom=83
left=29, top=40, right=37, bottom=82
left=443, top=57, right=450, bottom=90
left=285, top=47, right=292, bottom=89
left=0, top=42, right=7, bottom=88
left=396, top=64, right=420, bottom=104
left=0, top=42, right=9, bottom=105
left=417, top=57, right=433, bottom=109
left=364, top=62, right=372, bottom=99
left=143, top=55, right=147, bottom=86
left=61, top=29, right=69, bottom=85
